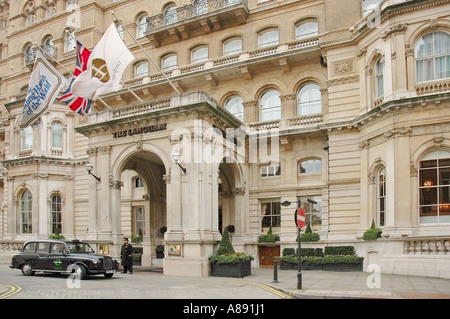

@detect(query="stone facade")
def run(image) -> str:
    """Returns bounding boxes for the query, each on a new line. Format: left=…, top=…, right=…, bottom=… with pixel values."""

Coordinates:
left=0, top=0, right=449, bottom=278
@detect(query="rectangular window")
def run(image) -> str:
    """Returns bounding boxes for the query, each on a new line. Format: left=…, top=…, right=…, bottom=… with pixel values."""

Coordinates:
left=260, top=164, right=281, bottom=177
left=134, top=206, right=145, bottom=237
left=261, top=200, right=281, bottom=231
left=300, top=196, right=322, bottom=231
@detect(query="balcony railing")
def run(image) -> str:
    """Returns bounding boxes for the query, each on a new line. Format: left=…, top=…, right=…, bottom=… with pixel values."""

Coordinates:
left=146, top=0, right=247, bottom=30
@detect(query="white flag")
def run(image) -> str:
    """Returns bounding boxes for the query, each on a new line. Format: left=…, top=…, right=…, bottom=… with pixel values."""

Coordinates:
left=20, top=51, right=67, bottom=128
left=71, top=23, right=135, bottom=99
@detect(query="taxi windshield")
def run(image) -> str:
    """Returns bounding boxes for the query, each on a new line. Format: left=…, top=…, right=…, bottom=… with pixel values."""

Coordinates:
left=66, top=242, right=95, bottom=254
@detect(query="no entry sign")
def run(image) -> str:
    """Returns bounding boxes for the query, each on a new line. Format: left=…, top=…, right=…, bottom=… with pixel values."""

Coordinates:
left=295, top=207, right=305, bottom=229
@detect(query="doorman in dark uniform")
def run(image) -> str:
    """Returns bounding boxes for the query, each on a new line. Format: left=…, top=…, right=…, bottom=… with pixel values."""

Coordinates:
left=120, top=237, right=133, bottom=274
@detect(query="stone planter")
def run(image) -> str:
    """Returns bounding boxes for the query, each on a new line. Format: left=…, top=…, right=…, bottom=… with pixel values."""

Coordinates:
left=211, top=260, right=251, bottom=278
left=322, top=262, right=363, bottom=272
left=280, top=261, right=295, bottom=270
left=302, top=263, right=323, bottom=271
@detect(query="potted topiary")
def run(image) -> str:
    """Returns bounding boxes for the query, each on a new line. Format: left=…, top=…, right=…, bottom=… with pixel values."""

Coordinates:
left=300, top=223, right=320, bottom=242
left=257, top=226, right=280, bottom=242
left=209, top=227, right=254, bottom=278
left=362, top=220, right=382, bottom=240
left=48, top=231, right=65, bottom=240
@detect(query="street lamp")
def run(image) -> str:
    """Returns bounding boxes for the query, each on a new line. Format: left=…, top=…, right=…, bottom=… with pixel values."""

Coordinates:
left=171, top=151, right=187, bottom=173
left=85, top=163, right=101, bottom=182
left=281, top=198, right=316, bottom=290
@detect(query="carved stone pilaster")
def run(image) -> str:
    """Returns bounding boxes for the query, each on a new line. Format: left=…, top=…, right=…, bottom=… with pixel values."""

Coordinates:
left=109, top=175, right=123, bottom=189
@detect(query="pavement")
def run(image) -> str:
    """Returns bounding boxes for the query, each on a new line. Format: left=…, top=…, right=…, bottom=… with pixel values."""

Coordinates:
left=2, top=264, right=450, bottom=299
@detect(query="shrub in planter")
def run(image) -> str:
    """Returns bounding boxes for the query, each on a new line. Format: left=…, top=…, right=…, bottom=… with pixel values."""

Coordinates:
left=155, top=245, right=164, bottom=258
left=363, top=220, right=382, bottom=240
left=49, top=231, right=65, bottom=240
left=209, top=228, right=254, bottom=277
left=282, top=248, right=295, bottom=256
left=131, top=234, right=142, bottom=243
left=324, top=246, right=355, bottom=256
left=225, top=225, right=235, bottom=233
left=258, top=226, right=280, bottom=242
left=299, top=223, right=320, bottom=242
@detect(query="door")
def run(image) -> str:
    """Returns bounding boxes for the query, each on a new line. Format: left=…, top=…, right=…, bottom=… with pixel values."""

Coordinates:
left=258, top=246, right=280, bottom=268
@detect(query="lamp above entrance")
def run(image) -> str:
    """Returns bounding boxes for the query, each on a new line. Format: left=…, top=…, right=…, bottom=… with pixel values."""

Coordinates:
left=171, top=151, right=187, bottom=173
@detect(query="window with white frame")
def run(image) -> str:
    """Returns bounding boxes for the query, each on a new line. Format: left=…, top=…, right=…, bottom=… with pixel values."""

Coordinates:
left=259, top=89, right=281, bottom=122
left=297, top=83, right=321, bottom=116
left=51, top=194, right=62, bottom=234
left=164, top=4, right=177, bottom=25
left=193, top=0, right=208, bottom=16
left=134, top=177, right=144, bottom=188
left=296, top=21, right=318, bottom=40
left=52, top=122, right=63, bottom=149
left=136, top=14, right=149, bottom=38
left=24, top=44, right=34, bottom=64
left=261, top=200, right=281, bottom=229
left=415, top=31, right=450, bottom=83
left=64, top=29, right=76, bottom=52
left=260, top=163, right=281, bottom=177
left=225, top=95, right=244, bottom=122
left=134, top=206, right=145, bottom=237
left=44, top=36, right=56, bottom=57
left=377, top=167, right=386, bottom=227
left=134, top=61, right=149, bottom=78
left=258, top=28, right=279, bottom=48
left=300, top=196, right=322, bottom=231
left=375, top=58, right=384, bottom=98
left=191, top=46, right=208, bottom=64
left=21, top=126, right=33, bottom=151
left=299, top=158, right=321, bottom=174
left=223, top=37, right=242, bottom=56
left=419, top=149, right=450, bottom=224
left=21, top=190, right=32, bottom=234
left=162, top=54, right=177, bottom=70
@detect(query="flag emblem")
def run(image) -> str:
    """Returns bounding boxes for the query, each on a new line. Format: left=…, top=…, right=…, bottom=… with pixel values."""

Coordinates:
left=91, top=58, right=110, bottom=82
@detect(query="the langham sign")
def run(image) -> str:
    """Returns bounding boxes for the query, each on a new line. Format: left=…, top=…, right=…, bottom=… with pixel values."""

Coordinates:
left=113, top=123, right=167, bottom=138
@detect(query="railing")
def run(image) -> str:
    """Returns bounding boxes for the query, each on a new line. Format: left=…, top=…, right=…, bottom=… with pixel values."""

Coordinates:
left=1, top=241, right=24, bottom=253
left=403, top=238, right=449, bottom=254
left=146, top=0, right=247, bottom=31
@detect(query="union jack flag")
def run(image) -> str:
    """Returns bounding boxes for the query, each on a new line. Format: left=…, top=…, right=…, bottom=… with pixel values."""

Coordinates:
left=59, top=40, right=92, bottom=115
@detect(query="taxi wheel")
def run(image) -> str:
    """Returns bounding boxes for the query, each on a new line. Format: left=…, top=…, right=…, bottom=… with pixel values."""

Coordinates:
left=21, top=263, right=35, bottom=276
left=74, top=264, right=88, bottom=280
left=104, top=273, right=114, bottom=278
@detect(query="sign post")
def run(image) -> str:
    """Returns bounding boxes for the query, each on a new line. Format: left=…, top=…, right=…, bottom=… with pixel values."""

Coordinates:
left=295, top=205, right=304, bottom=289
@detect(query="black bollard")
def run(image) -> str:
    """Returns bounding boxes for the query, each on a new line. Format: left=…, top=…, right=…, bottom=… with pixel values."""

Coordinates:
left=273, top=259, right=278, bottom=283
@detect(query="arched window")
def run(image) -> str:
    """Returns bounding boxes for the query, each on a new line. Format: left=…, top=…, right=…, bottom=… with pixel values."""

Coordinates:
left=64, top=29, right=76, bottom=52
left=136, top=14, right=149, bottom=38
left=116, top=24, right=124, bottom=40
left=299, top=158, right=322, bottom=174
left=225, top=95, right=244, bottom=122
left=223, top=37, right=242, bottom=56
left=377, top=167, right=386, bottom=226
left=259, top=89, right=281, bottom=122
left=134, top=61, right=149, bottom=78
left=375, top=58, right=384, bottom=98
left=415, top=31, right=450, bottom=83
left=297, top=83, right=321, bottom=116
left=258, top=28, right=278, bottom=48
left=51, top=194, right=62, bottom=234
left=162, top=54, right=177, bottom=70
left=21, top=190, right=32, bottom=234
left=191, top=46, right=208, bottom=64
left=52, top=122, right=63, bottom=149
left=362, top=0, right=381, bottom=17
left=21, top=126, right=33, bottom=150
left=164, top=4, right=177, bottom=25
left=193, top=0, right=208, bottom=16
left=43, top=36, right=56, bottom=57
left=24, top=44, right=35, bottom=64
left=134, top=177, right=144, bottom=188
left=419, top=149, right=450, bottom=224
left=295, top=21, right=318, bottom=40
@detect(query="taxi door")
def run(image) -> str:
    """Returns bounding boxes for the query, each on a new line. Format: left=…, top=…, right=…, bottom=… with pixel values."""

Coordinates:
left=48, top=243, right=69, bottom=272
left=33, top=242, right=51, bottom=270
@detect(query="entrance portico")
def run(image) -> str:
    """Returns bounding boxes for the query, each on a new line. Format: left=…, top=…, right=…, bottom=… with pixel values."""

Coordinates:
left=76, top=91, right=246, bottom=277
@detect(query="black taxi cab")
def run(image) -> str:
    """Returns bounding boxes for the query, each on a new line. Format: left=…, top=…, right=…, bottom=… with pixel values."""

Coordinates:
left=10, top=239, right=119, bottom=279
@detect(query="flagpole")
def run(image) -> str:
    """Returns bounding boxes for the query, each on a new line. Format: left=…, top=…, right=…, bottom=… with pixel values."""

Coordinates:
left=34, top=43, right=112, bottom=111
left=110, top=11, right=181, bottom=96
